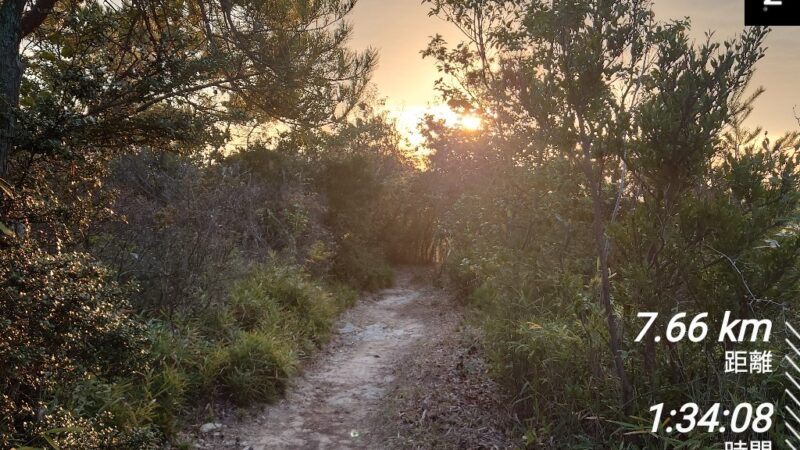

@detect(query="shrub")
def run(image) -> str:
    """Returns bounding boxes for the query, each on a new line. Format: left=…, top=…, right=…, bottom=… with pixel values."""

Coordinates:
left=133, top=264, right=356, bottom=417
left=19, top=408, right=162, bottom=450
left=0, top=249, right=358, bottom=448
left=317, top=154, right=397, bottom=290
left=203, top=330, right=298, bottom=405
left=0, top=245, right=156, bottom=448
left=463, top=274, right=621, bottom=445
left=229, top=264, right=340, bottom=348
left=92, top=150, right=335, bottom=313
left=331, top=238, right=395, bottom=291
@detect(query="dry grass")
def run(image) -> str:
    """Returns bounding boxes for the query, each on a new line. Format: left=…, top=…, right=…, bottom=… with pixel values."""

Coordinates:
left=371, top=323, right=521, bottom=449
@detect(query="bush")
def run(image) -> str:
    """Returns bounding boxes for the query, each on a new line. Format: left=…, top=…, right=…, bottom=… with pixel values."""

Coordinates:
left=0, top=256, right=361, bottom=448
left=0, top=245, right=157, bottom=448
left=18, top=407, right=162, bottom=450
left=332, top=238, right=395, bottom=291
left=203, top=330, right=297, bottom=405
left=136, top=263, right=357, bottom=417
left=229, top=264, right=346, bottom=348
left=462, top=273, right=621, bottom=446
left=432, top=106, right=800, bottom=448
left=317, top=154, right=398, bottom=290
left=92, top=150, right=335, bottom=313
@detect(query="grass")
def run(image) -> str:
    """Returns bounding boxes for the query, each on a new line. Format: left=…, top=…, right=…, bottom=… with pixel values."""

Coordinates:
left=10, top=260, right=369, bottom=449
left=175, top=263, right=360, bottom=407
left=52, top=263, right=363, bottom=446
left=203, top=330, right=297, bottom=405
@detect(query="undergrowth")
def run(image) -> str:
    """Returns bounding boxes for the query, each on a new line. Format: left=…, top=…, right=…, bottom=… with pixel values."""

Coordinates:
left=2, top=261, right=361, bottom=449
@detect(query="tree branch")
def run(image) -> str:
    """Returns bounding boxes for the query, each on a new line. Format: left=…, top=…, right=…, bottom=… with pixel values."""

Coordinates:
left=20, top=0, right=57, bottom=38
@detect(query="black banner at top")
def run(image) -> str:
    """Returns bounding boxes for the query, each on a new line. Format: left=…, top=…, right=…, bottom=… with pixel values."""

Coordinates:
left=746, top=0, right=800, bottom=25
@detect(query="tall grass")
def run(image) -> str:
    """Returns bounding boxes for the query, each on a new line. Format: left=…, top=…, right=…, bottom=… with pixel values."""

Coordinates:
left=25, top=263, right=361, bottom=448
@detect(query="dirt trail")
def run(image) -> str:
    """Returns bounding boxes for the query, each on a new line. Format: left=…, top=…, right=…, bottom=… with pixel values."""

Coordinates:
left=213, top=268, right=460, bottom=449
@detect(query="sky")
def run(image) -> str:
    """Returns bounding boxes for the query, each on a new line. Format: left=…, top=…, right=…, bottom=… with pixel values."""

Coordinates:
left=348, top=0, right=800, bottom=136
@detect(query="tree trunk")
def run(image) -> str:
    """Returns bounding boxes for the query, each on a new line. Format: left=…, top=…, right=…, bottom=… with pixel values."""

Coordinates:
left=0, top=0, right=24, bottom=179
left=591, top=182, right=634, bottom=411
left=577, top=113, right=634, bottom=411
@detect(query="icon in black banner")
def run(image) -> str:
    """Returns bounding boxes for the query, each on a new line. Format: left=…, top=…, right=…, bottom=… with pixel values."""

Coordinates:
left=746, top=0, right=800, bottom=25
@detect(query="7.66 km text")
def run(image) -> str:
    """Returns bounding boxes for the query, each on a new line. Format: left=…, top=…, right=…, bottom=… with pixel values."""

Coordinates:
left=635, top=312, right=771, bottom=343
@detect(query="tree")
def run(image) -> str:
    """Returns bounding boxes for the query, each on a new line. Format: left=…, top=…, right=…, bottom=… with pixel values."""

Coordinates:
left=0, top=0, right=376, bottom=251
left=0, top=0, right=51, bottom=176
left=425, top=0, right=770, bottom=412
left=0, top=0, right=376, bottom=179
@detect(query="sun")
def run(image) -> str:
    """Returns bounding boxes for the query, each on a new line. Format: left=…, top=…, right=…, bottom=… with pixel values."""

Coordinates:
left=389, top=104, right=483, bottom=148
left=460, top=114, right=482, bottom=131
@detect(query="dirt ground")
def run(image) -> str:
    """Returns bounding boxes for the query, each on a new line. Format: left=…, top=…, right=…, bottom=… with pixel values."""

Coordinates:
left=191, top=268, right=518, bottom=450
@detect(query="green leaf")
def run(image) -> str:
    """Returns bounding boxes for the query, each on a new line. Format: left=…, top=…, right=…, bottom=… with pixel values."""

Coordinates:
left=41, top=427, right=84, bottom=435
left=42, top=435, right=60, bottom=450
left=37, top=427, right=84, bottom=450
left=0, top=177, right=14, bottom=199
left=0, top=221, right=14, bottom=237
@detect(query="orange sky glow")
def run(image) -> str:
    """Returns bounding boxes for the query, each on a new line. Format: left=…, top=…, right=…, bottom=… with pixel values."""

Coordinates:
left=349, top=0, right=800, bottom=144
